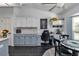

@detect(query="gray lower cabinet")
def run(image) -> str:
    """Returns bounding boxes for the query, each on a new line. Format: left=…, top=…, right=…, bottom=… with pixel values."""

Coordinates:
left=24, top=36, right=32, bottom=46
left=14, top=34, right=41, bottom=46
left=0, top=39, right=8, bottom=56
left=31, top=36, right=37, bottom=46
left=37, top=36, right=41, bottom=45
left=14, top=35, right=25, bottom=46
left=14, top=35, right=20, bottom=46
left=19, top=36, right=24, bottom=46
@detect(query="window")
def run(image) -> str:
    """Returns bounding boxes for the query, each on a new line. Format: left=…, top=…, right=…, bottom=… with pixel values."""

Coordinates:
left=72, top=16, right=79, bottom=40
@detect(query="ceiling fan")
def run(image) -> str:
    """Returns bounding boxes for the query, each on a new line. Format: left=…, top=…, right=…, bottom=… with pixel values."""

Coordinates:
left=42, top=3, right=65, bottom=11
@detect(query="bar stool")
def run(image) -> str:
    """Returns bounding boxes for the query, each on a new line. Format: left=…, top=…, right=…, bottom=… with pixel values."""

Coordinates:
left=59, top=34, right=69, bottom=40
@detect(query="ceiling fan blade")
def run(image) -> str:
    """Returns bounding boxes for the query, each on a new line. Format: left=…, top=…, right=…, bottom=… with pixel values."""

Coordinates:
left=49, top=3, right=65, bottom=11
left=49, top=4, right=57, bottom=11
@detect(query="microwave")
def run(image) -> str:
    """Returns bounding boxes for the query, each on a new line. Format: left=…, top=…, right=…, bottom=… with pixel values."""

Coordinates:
left=16, top=29, right=21, bottom=33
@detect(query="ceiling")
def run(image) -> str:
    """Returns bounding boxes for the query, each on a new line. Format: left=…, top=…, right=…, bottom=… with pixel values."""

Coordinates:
left=0, top=3, right=78, bottom=15
left=0, top=3, right=22, bottom=7
left=22, top=3, right=78, bottom=15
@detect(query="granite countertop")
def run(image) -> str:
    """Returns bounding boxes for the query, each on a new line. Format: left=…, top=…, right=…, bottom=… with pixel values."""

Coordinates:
left=0, top=37, right=8, bottom=42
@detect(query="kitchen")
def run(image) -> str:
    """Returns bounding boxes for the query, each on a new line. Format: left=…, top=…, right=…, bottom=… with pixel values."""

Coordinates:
left=0, top=3, right=79, bottom=56
left=0, top=3, right=63, bottom=56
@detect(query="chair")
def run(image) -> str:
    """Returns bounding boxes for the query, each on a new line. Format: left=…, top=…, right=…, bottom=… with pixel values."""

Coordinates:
left=60, top=34, right=72, bottom=55
left=60, top=34, right=69, bottom=40
left=41, top=30, right=50, bottom=45
left=53, top=37, right=60, bottom=56
left=53, top=35, right=72, bottom=56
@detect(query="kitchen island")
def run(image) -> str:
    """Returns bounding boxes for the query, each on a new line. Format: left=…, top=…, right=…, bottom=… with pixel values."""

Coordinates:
left=0, top=37, right=8, bottom=56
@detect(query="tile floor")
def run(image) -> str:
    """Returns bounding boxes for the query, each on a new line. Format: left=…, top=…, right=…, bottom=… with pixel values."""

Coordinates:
left=9, top=45, right=53, bottom=56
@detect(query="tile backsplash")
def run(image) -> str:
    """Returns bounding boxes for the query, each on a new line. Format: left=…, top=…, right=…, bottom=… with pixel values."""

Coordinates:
left=15, top=27, right=38, bottom=34
left=21, top=28, right=37, bottom=34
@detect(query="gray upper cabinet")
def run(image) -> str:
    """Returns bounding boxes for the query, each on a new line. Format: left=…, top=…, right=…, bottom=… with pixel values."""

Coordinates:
left=14, top=34, right=41, bottom=46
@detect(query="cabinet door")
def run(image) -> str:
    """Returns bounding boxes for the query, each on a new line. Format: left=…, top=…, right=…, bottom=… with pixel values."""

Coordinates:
left=15, top=18, right=21, bottom=27
left=19, top=36, right=24, bottom=46
left=31, top=36, right=37, bottom=46
left=26, top=17, right=34, bottom=27
left=37, top=36, right=41, bottom=46
left=32, top=18, right=38, bottom=27
left=14, top=36, right=20, bottom=46
left=29, top=37, right=32, bottom=45
left=24, top=36, right=29, bottom=44
left=14, top=35, right=25, bottom=46
left=24, top=36, right=31, bottom=45
left=22, top=18, right=27, bottom=27
left=15, top=17, right=26, bottom=27
left=26, top=18, right=31, bottom=27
